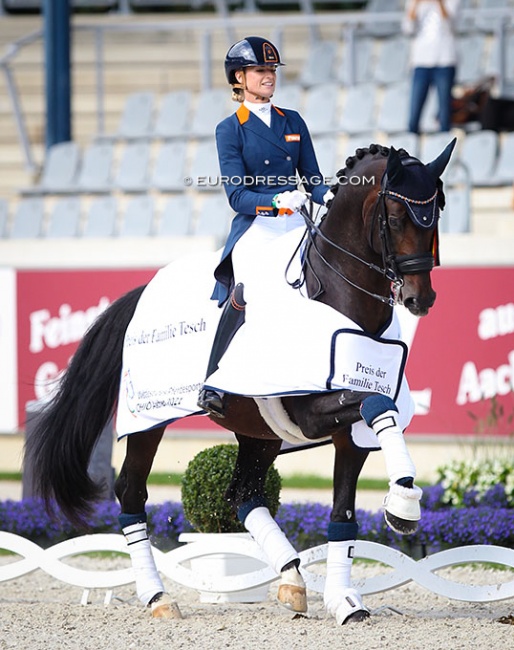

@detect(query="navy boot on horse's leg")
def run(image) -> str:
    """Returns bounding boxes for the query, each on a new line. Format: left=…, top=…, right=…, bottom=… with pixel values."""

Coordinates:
left=197, top=283, right=246, bottom=418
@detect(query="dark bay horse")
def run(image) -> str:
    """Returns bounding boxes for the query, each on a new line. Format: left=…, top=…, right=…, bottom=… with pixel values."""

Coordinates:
left=25, top=140, right=456, bottom=625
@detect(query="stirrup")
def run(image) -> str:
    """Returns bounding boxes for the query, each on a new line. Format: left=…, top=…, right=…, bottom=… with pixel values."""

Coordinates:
left=197, top=389, right=225, bottom=418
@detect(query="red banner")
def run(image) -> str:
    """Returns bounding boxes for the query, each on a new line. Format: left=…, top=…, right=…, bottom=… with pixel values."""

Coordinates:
left=15, top=267, right=514, bottom=435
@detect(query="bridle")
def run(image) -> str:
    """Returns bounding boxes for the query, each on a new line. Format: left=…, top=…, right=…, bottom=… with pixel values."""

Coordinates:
left=286, top=173, right=438, bottom=307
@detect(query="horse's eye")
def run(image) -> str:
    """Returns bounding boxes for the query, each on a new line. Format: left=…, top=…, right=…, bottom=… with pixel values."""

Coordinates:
left=388, top=215, right=403, bottom=230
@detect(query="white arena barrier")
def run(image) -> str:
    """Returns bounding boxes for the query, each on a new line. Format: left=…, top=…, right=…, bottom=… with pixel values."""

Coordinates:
left=1, top=531, right=514, bottom=605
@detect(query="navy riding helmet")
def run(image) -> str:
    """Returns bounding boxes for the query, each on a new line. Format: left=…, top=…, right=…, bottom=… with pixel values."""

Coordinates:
left=224, top=36, right=285, bottom=85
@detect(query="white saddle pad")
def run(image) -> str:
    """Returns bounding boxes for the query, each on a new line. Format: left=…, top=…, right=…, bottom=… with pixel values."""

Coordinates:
left=116, top=228, right=414, bottom=450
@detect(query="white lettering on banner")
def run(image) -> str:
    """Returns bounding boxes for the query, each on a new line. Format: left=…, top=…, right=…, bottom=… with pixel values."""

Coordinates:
left=29, top=298, right=110, bottom=353
left=456, top=350, right=514, bottom=405
left=34, top=361, right=62, bottom=400
left=478, top=303, right=514, bottom=340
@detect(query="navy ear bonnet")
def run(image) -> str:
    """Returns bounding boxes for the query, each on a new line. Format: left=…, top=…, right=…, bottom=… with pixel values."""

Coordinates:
left=382, top=138, right=457, bottom=229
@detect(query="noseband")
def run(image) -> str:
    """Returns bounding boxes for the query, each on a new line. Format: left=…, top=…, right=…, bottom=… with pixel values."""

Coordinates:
left=288, top=174, right=438, bottom=306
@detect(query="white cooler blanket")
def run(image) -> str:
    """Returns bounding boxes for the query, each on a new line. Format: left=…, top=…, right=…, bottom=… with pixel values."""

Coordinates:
left=116, top=229, right=414, bottom=449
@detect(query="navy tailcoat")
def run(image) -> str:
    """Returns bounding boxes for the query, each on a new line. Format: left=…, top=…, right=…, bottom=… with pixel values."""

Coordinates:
left=211, top=103, right=331, bottom=304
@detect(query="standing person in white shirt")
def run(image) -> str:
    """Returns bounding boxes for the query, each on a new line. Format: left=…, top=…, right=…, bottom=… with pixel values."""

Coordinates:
left=402, top=0, right=461, bottom=134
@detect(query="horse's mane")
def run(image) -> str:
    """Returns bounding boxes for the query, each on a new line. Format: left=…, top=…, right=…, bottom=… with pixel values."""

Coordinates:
left=329, top=143, right=446, bottom=209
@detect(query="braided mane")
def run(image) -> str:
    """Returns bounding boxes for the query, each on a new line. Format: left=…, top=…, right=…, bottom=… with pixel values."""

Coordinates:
left=329, top=142, right=445, bottom=209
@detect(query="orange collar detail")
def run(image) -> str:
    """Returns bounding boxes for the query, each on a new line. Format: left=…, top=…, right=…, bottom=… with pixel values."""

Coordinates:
left=272, top=105, right=285, bottom=117
left=236, top=104, right=250, bottom=125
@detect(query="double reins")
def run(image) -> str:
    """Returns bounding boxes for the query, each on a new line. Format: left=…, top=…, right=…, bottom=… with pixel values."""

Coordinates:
left=287, top=181, right=436, bottom=306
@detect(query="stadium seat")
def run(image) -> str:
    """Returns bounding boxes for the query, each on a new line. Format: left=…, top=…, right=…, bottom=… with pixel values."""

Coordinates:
left=189, top=89, right=231, bottom=138
left=0, top=199, right=8, bottom=237
left=303, top=84, right=339, bottom=136
left=339, top=83, right=377, bottom=134
left=195, top=194, right=232, bottom=241
left=338, top=37, right=374, bottom=86
left=376, top=81, right=410, bottom=134
left=82, top=196, right=117, bottom=237
left=118, top=195, right=155, bottom=237
left=458, top=129, right=498, bottom=185
left=151, top=141, right=188, bottom=193
left=271, top=83, right=303, bottom=112
left=46, top=197, right=81, bottom=238
left=298, top=41, right=337, bottom=88
left=114, top=141, right=151, bottom=192
left=441, top=185, right=471, bottom=233
left=111, top=91, right=155, bottom=140
left=157, top=194, right=194, bottom=237
left=189, top=139, right=221, bottom=192
left=152, top=90, right=192, bottom=140
left=360, top=0, right=403, bottom=38
left=312, top=135, right=338, bottom=183
left=374, top=37, right=410, bottom=86
left=488, top=132, right=514, bottom=185
left=22, top=141, right=80, bottom=195
left=385, top=132, right=420, bottom=157
left=75, top=141, right=114, bottom=193
left=456, top=35, right=486, bottom=85
left=9, top=197, right=44, bottom=238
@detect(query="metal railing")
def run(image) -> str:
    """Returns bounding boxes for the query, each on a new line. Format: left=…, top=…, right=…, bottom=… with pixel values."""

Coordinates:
left=0, top=7, right=512, bottom=175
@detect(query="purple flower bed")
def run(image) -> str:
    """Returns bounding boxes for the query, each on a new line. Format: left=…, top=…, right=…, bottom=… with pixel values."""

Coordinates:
left=1, top=484, right=513, bottom=553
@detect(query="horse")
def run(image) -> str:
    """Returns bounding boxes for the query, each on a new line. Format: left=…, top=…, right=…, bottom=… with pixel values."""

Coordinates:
left=24, top=140, right=456, bottom=625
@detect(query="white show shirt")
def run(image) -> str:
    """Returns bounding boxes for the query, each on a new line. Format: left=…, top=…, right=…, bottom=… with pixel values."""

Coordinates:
left=402, top=0, right=460, bottom=68
left=244, top=99, right=272, bottom=127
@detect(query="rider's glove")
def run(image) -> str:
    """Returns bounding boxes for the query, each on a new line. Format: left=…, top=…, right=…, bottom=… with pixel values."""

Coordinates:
left=272, top=190, right=307, bottom=215
left=323, top=189, right=335, bottom=208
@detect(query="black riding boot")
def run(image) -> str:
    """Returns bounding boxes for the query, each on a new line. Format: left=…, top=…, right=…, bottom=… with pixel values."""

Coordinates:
left=197, top=283, right=246, bottom=418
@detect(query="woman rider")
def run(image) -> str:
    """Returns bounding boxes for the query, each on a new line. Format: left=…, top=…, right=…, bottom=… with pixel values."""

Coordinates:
left=198, top=36, right=334, bottom=417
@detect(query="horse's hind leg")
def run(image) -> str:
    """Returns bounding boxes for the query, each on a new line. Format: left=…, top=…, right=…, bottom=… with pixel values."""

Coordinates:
left=325, top=434, right=370, bottom=625
left=226, top=434, right=307, bottom=613
left=115, top=426, right=181, bottom=619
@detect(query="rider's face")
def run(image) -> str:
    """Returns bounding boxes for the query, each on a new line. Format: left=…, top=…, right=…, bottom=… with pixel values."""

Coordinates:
left=238, top=66, right=277, bottom=102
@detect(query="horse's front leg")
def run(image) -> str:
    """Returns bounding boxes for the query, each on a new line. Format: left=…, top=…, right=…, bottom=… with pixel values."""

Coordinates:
left=115, top=427, right=182, bottom=619
left=226, top=433, right=307, bottom=613
left=324, top=433, right=371, bottom=625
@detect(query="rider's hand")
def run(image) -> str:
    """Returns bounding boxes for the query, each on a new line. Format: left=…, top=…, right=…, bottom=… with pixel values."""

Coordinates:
left=272, top=190, right=307, bottom=215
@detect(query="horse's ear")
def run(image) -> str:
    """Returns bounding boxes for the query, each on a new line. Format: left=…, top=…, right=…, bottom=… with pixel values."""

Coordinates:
left=386, top=146, right=404, bottom=185
left=426, top=137, right=457, bottom=180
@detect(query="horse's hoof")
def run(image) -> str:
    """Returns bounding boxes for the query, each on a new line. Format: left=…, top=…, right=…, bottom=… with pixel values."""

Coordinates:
left=384, top=510, right=419, bottom=535
left=343, top=609, right=371, bottom=625
left=150, top=593, right=183, bottom=619
left=277, top=584, right=308, bottom=613
left=383, top=483, right=422, bottom=535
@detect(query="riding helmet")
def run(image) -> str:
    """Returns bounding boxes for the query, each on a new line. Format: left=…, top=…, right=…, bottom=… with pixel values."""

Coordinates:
left=224, top=36, right=285, bottom=84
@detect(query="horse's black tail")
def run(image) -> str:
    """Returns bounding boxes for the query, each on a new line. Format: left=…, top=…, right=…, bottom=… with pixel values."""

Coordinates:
left=23, top=285, right=146, bottom=528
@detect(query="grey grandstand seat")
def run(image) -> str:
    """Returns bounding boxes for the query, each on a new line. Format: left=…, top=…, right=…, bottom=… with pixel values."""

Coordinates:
left=22, top=141, right=80, bottom=195
left=9, top=198, right=44, bottom=238
left=376, top=81, right=410, bottom=134
left=271, top=83, right=303, bottom=112
left=418, top=87, right=440, bottom=133
left=0, top=199, right=8, bottom=237
left=441, top=186, right=471, bottom=233
left=456, top=35, right=486, bottom=84
left=339, top=83, right=377, bottom=134
left=152, top=90, right=192, bottom=140
left=299, top=41, right=337, bottom=87
left=75, top=141, right=114, bottom=193
left=189, top=140, right=221, bottom=192
left=158, top=195, right=194, bottom=237
left=489, top=132, right=514, bottom=185
left=312, top=136, right=338, bottom=183
left=485, top=31, right=514, bottom=82
left=338, top=37, right=374, bottom=86
left=46, top=197, right=81, bottom=238
left=189, top=89, right=231, bottom=138
left=82, top=196, right=117, bottom=237
left=385, top=132, right=420, bottom=157
left=195, top=194, right=232, bottom=241
left=113, top=92, right=155, bottom=140
left=303, top=84, right=339, bottom=136
left=361, top=0, right=403, bottom=38
left=114, top=142, right=151, bottom=192
left=118, top=195, right=155, bottom=237
left=374, top=37, right=410, bottom=86
left=475, top=0, right=513, bottom=33
left=151, top=141, right=188, bottom=192
left=458, top=129, right=498, bottom=185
